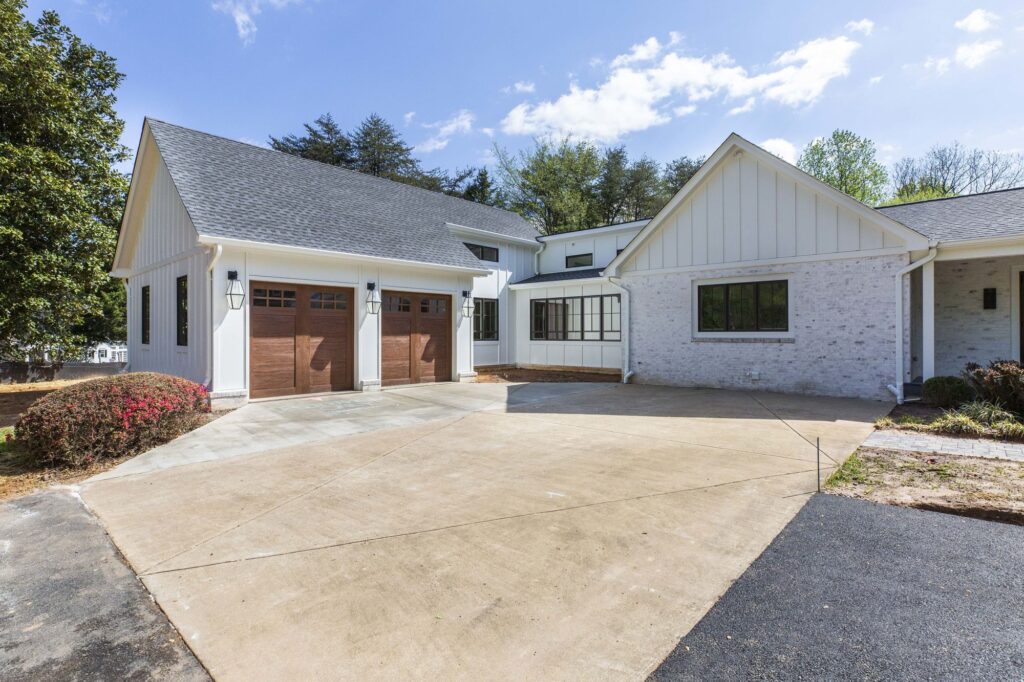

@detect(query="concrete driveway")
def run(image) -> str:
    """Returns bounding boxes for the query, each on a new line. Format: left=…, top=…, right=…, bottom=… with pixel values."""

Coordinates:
left=79, top=382, right=887, bottom=680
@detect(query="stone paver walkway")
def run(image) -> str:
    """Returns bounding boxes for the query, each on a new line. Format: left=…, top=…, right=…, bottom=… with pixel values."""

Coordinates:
left=864, top=429, right=1024, bottom=461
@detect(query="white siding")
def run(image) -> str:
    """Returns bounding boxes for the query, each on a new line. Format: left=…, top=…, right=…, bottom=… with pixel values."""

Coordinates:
left=125, top=155, right=208, bottom=385
left=622, top=153, right=905, bottom=273
left=512, top=282, right=623, bottom=371
left=538, top=226, right=642, bottom=274
left=469, top=241, right=535, bottom=367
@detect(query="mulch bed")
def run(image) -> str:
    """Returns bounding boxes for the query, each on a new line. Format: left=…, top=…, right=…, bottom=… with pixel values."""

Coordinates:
left=475, top=367, right=621, bottom=383
left=887, top=402, right=944, bottom=421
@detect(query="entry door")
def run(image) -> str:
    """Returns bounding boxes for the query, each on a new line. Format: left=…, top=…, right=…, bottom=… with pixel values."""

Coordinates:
left=381, top=291, right=452, bottom=387
left=250, top=282, right=354, bottom=399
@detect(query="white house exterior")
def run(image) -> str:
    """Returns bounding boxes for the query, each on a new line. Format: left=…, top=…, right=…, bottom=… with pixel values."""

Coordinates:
left=83, top=342, right=127, bottom=363
left=113, top=120, right=1024, bottom=406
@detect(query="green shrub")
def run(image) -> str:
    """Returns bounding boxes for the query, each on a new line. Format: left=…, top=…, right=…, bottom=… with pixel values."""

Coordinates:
left=922, top=376, right=974, bottom=408
left=992, top=420, right=1024, bottom=441
left=955, top=400, right=1014, bottom=426
left=16, top=373, right=209, bottom=467
left=930, top=412, right=986, bottom=437
left=964, top=360, right=1024, bottom=416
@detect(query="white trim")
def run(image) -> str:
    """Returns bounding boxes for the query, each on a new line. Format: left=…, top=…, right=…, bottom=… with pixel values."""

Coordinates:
left=922, top=261, right=935, bottom=379
left=614, top=247, right=909, bottom=279
left=1012, top=265, right=1024, bottom=363
left=537, top=220, right=649, bottom=242
left=604, top=133, right=930, bottom=276
left=690, top=273, right=795, bottom=341
left=114, top=245, right=208, bottom=279
left=445, top=222, right=542, bottom=249
left=935, top=238, right=1024, bottom=261
left=509, top=276, right=609, bottom=290
left=196, top=235, right=491, bottom=276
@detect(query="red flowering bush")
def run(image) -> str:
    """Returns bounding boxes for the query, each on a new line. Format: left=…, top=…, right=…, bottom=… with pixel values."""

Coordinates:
left=16, top=373, right=210, bottom=467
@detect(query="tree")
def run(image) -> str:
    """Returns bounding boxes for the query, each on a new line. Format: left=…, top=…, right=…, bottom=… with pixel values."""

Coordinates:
left=350, top=113, right=419, bottom=179
left=461, top=168, right=498, bottom=206
left=892, top=143, right=1024, bottom=198
left=622, top=157, right=663, bottom=221
left=595, top=146, right=629, bottom=224
left=494, top=138, right=603, bottom=233
left=0, top=1, right=129, bottom=363
left=269, top=113, right=354, bottom=167
left=662, top=155, right=704, bottom=194
left=797, top=130, right=888, bottom=205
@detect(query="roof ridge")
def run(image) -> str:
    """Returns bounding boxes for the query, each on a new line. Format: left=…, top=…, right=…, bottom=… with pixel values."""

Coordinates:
left=144, top=117, right=537, bottom=230
left=877, top=185, right=1024, bottom=210
left=543, top=218, right=652, bottom=236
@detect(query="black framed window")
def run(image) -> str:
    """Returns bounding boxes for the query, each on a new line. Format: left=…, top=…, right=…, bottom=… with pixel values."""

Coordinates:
left=473, top=298, right=498, bottom=340
left=465, top=243, right=499, bottom=262
left=176, top=275, right=188, bottom=346
left=697, top=279, right=788, bottom=333
left=141, top=285, right=151, bottom=345
left=565, top=253, right=593, bottom=268
left=530, top=295, right=620, bottom=341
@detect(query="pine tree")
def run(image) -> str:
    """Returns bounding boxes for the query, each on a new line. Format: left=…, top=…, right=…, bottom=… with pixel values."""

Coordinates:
left=269, top=113, right=354, bottom=167
left=462, top=168, right=496, bottom=205
left=350, top=113, right=419, bottom=179
left=595, top=146, right=629, bottom=224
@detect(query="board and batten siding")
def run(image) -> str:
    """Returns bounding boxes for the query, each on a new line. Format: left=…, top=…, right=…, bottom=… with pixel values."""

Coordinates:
left=125, top=154, right=209, bottom=385
left=622, top=153, right=904, bottom=274
left=538, top=227, right=641, bottom=274
left=470, top=240, right=535, bottom=367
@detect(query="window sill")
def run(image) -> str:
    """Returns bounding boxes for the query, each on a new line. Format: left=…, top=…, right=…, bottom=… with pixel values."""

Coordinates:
left=692, top=336, right=795, bottom=344
left=474, top=340, right=500, bottom=345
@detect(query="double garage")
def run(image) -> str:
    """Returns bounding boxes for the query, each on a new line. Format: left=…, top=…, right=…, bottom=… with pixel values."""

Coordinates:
left=248, top=281, right=453, bottom=398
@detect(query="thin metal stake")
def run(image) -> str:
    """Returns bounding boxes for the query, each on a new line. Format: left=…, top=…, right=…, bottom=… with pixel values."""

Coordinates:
left=816, top=437, right=821, bottom=493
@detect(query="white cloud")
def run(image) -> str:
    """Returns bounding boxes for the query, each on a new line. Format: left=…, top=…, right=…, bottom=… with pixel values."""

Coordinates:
left=673, top=104, right=697, bottom=117
left=955, top=39, right=1002, bottom=68
left=480, top=127, right=495, bottom=137
left=610, top=37, right=664, bottom=68
left=924, top=56, right=951, bottom=74
left=403, top=111, right=416, bottom=126
left=955, top=9, right=998, bottom=33
left=845, top=19, right=874, bottom=35
left=501, top=33, right=860, bottom=142
left=869, top=74, right=883, bottom=85
left=415, top=109, right=475, bottom=153
left=759, top=138, right=798, bottom=164
left=213, top=0, right=302, bottom=44
left=727, top=97, right=755, bottom=115
left=513, top=81, right=535, bottom=93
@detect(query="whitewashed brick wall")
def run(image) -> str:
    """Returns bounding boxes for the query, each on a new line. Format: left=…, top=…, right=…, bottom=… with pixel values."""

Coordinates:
left=934, top=256, right=1024, bottom=376
left=624, top=254, right=909, bottom=401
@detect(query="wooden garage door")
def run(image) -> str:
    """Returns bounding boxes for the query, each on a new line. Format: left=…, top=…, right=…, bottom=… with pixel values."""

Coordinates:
left=381, top=291, right=452, bottom=387
left=250, top=283, right=354, bottom=399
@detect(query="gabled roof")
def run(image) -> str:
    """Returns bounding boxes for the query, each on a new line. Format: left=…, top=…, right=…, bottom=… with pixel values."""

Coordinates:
left=604, top=133, right=931, bottom=275
left=133, top=119, right=538, bottom=272
left=877, top=188, right=1024, bottom=243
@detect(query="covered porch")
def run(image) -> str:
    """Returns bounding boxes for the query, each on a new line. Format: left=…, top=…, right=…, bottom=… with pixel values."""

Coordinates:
left=906, top=240, right=1024, bottom=395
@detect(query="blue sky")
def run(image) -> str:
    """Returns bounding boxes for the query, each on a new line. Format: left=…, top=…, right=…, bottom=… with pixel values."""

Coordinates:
left=26, top=1, right=1024, bottom=175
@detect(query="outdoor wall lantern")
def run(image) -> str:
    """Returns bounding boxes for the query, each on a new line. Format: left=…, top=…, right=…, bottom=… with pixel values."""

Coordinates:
left=226, top=271, right=245, bottom=310
left=366, top=282, right=382, bottom=315
left=461, top=290, right=475, bottom=318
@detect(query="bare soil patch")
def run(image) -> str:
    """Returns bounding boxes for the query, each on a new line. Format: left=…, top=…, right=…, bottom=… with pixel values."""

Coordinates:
left=888, top=403, right=944, bottom=422
left=475, top=367, right=620, bottom=383
left=828, top=447, right=1024, bottom=524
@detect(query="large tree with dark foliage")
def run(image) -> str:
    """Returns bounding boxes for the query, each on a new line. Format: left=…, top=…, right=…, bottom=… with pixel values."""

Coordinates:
left=0, top=0, right=129, bottom=363
left=269, top=113, right=353, bottom=166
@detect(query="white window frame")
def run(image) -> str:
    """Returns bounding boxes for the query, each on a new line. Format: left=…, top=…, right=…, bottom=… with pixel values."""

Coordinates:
left=691, top=272, right=795, bottom=340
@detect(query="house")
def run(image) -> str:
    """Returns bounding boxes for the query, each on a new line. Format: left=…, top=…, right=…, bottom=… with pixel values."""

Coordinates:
left=82, top=342, right=128, bottom=363
left=112, top=119, right=1024, bottom=407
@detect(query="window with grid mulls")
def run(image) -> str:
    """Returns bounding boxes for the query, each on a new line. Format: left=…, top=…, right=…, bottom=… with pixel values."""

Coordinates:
left=473, top=298, right=498, bottom=340
left=697, top=280, right=788, bottom=332
left=530, top=294, right=620, bottom=341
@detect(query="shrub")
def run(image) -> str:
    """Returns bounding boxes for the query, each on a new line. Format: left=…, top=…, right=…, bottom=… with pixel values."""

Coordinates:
left=922, top=376, right=974, bottom=409
left=930, top=412, right=986, bottom=437
left=964, top=360, right=1024, bottom=416
left=954, top=400, right=1015, bottom=426
left=16, top=373, right=209, bottom=467
left=992, top=420, right=1024, bottom=441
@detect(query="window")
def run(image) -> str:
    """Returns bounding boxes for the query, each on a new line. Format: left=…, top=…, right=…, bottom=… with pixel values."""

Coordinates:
left=252, top=288, right=297, bottom=308
left=530, top=295, right=620, bottom=341
left=697, top=279, right=788, bottom=333
left=98, top=349, right=108, bottom=360
left=565, top=253, right=593, bottom=268
left=141, top=285, right=151, bottom=345
left=310, top=291, right=347, bottom=310
left=473, top=298, right=498, bottom=340
left=383, top=295, right=410, bottom=313
left=176, top=275, right=188, bottom=346
left=465, top=243, right=499, bottom=262
left=420, top=297, right=447, bottom=314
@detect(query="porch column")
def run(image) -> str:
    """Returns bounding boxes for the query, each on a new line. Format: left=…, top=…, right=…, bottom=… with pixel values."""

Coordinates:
left=922, top=260, right=935, bottom=380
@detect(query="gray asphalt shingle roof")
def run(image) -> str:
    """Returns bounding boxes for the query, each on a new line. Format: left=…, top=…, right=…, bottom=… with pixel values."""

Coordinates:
left=147, top=119, right=539, bottom=270
left=877, top=188, right=1024, bottom=242
left=513, top=268, right=605, bottom=285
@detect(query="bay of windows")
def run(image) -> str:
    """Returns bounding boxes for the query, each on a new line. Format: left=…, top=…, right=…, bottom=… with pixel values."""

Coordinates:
left=531, top=294, right=620, bottom=341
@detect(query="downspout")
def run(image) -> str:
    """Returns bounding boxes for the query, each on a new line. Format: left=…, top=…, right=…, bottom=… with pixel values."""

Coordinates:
left=205, top=244, right=223, bottom=388
left=891, top=247, right=937, bottom=403
left=533, top=239, right=546, bottom=276
left=608, top=276, right=633, bottom=384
